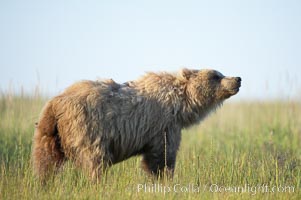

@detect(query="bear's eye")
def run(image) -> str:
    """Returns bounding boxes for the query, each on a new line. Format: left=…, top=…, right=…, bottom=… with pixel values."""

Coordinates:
left=211, top=74, right=220, bottom=81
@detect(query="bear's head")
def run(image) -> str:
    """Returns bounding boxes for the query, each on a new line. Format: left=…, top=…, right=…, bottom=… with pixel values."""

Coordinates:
left=181, top=68, right=241, bottom=105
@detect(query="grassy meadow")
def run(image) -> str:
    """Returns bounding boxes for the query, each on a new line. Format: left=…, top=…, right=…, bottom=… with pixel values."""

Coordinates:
left=0, top=93, right=300, bottom=199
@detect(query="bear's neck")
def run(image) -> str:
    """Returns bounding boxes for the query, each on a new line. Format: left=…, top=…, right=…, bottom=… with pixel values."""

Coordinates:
left=177, top=86, right=222, bottom=128
left=178, top=100, right=221, bottom=128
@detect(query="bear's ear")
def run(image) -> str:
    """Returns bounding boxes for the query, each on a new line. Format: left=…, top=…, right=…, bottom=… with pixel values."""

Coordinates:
left=180, top=68, right=198, bottom=80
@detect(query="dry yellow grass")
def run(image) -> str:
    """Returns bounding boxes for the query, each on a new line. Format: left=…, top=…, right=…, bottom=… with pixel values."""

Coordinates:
left=0, top=94, right=300, bottom=199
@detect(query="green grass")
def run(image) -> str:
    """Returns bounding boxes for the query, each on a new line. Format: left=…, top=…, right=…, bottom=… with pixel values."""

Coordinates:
left=0, top=93, right=300, bottom=199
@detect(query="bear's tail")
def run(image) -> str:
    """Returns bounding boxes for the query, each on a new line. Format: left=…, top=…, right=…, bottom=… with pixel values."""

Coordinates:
left=32, top=101, right=65, bottom=182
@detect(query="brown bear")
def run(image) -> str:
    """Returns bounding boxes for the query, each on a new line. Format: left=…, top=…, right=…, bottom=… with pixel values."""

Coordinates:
left=32, top=68, right=241, bottom=182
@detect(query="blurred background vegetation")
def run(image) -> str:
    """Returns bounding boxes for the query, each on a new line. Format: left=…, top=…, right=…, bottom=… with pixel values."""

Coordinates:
left=0, top=91, right=300, bottom=199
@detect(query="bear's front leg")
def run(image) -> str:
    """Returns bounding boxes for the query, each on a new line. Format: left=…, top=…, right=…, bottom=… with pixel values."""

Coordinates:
left=142, top=151, right=176, bottom=179
left=141, top=128, right=181, bottom=179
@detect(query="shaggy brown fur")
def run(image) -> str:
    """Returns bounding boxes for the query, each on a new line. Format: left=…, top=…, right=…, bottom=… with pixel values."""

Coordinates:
left=32, top=68, right=241, bottom=182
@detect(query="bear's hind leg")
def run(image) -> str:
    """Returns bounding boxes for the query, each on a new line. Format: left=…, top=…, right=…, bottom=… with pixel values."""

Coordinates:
left=32, top=130, right=66, bottom=182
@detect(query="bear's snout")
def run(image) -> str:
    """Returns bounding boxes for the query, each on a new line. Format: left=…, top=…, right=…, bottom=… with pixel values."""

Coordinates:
left=235, top=77, right=242, bottom=88
left=220, top=76, right=241, bottom=98
left=235, top=77, right=242, bottom=83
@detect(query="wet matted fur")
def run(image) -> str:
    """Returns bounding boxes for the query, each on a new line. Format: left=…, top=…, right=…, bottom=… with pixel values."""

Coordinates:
left=32, top=68, right=241, bottom=182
